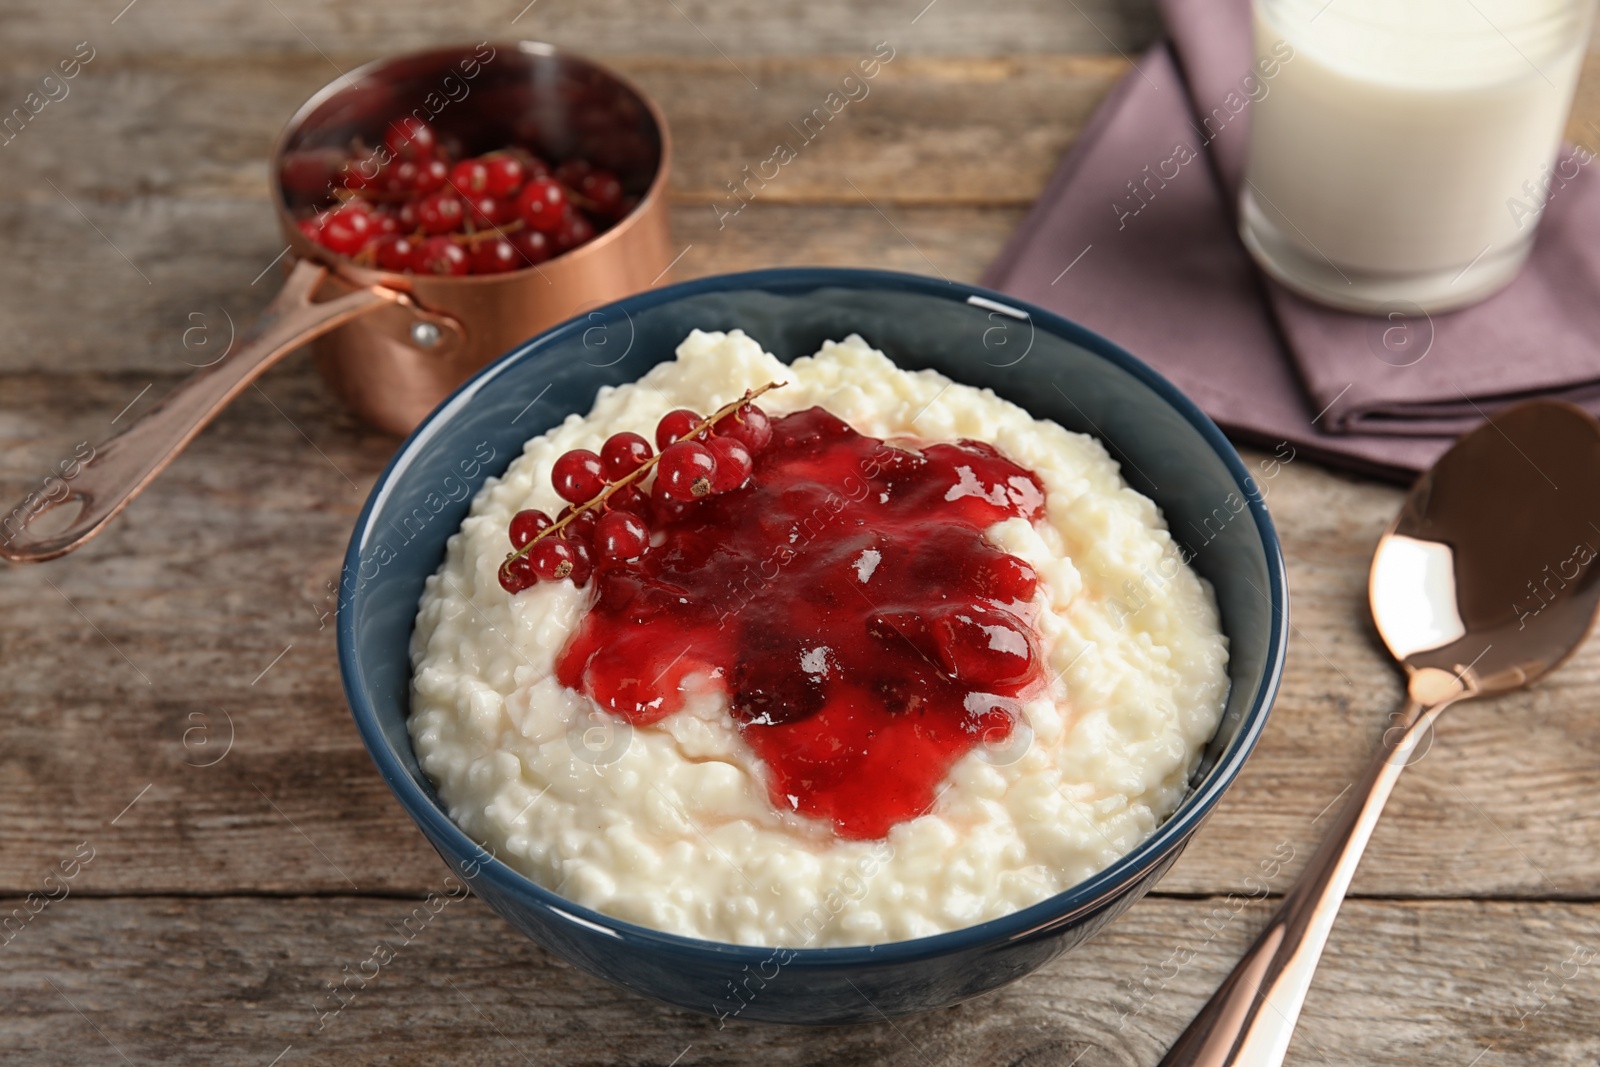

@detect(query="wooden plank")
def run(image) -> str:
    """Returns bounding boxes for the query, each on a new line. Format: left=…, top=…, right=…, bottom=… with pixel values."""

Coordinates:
left=0, top=0, right=1161, bottom=59
left=4, top=361, right=1600, bottom=900
left=2, top=894, right=1596, bottom=1065
left=0, top=54, right=1124, bottom=206
left=0, top=201, right=1026, bottom=375
left=4, top=50, right=1592, bottom=208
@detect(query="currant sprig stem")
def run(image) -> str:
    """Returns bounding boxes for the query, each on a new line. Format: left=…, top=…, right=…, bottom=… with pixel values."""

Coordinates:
left=500, top=381, right=786, bottom=579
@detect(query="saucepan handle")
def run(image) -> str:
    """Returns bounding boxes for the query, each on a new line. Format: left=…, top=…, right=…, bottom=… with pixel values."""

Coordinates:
left=2, top=259, right=419, bottom=563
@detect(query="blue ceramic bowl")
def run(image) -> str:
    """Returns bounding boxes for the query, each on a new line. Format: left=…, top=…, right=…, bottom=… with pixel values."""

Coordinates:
left=338, top=267, right=1287, bottom=1025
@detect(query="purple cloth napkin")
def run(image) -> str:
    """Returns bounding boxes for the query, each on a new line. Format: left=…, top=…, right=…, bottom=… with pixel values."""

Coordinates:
left=983, top=0, right=1600, bottom=481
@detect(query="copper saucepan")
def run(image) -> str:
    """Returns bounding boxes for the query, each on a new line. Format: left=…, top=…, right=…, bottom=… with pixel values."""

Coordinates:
left=1, top=41, right=673, bottom=563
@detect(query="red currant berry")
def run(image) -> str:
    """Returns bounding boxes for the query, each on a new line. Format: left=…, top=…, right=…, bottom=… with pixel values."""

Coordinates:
left=498, top=555, right=537, bottom=593
left=650, top=474, right=694, bottom=524
left=414, top=236, right=468, bottom=276
left=379, top=161, right=412, bottom=194
left=367, top=209, right=400, bottom=237
left=929, top=605, right=1036, bottom=687
left=339, top=157, right=379, bottom=191
left=448, top=159, right=490, bottom=195
left=416, top=192, right=465, bottom=235
left=296, top=217, right=322, bottom=243
left=973, top=554, right=1038, bottom=604
left=529, top=538, right=577, bottom=581
left=508, top=229, right=553, bottom=266
left=714, top=403, right=773, bottom=451
left=372, top=233, right=418, bottom=272
left=550, top=207, right=596, bottom=252
left=483, top=153, right=525, bottom=197
left=314, top=205, right=373, bottom=256
left=384, top=117, right=437, bottom=162
left=658, top=440, right=717, bottom=500
left=706, top=436, right=754, bottom=493
left=464, top=193, right=510, bottom=229
left=554, top=159, right=593, bottom=188
left=655, top=409, right=703, bottom=450
left=469, top=236, right=520, bottom=274
left=566, top=539, right=594, bottom=587
left=514, top=178, right=567, bottom=233
left=280, top=148, right=343, bottom=201
left=606, top=483, right=651, bottom=515
left=558, top=503, right=599, bottom=544
left=409, top=158, right=449, bottom=195
left=396, top=200, right=420, bottom=232
left=509, top=508, right=554, bottom=549
left=578, top=169, right=624, bottom=216
left=552, top=449, right=606, bottom=503
left=600, top=432, right=653, bottom=479
left=594, top=510, right=650, bottom=563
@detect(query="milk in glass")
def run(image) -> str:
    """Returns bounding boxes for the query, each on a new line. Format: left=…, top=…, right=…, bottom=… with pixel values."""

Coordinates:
left=1241, top=0, right=1595, bottom=312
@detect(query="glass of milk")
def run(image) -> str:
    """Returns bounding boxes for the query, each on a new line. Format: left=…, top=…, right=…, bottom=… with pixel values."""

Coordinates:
left=1240, top=0, right=1596, bottom=313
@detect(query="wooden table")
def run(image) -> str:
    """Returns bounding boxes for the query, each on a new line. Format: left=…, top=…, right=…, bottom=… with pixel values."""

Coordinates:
left=4, top=3, right=1598, bottom=1063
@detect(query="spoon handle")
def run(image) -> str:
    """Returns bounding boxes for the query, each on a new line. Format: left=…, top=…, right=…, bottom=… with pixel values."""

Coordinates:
left=1159, top=672, right=1464, bottom=1067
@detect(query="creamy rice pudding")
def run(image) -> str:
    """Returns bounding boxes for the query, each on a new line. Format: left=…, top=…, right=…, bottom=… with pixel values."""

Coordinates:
left=408, top=329, right=1229, bottom=947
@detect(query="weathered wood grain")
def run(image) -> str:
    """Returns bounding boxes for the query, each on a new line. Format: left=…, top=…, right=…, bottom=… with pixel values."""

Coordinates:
left=0, top=200, right=1026, bottom=375
left=4, top=363, right=1600, bottom=900
left=0, top=55, right=1124, bottom=207
left=4, top=10, right=1600, bottom=1061
left=3, top=894, right=1596, bottom=1066
left=0, top=0, right=1161, bottom=60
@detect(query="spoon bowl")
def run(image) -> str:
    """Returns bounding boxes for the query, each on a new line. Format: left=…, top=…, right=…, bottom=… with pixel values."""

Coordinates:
left=1371, top=401, right=1600, bottom=695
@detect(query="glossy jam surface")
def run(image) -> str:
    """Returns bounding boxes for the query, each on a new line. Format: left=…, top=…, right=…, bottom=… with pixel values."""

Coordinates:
left=555, top=406, right=1048, bottom=839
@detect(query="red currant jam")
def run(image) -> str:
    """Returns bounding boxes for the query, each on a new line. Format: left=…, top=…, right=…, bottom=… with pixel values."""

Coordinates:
left=555, top=407, right=1048, bottom=839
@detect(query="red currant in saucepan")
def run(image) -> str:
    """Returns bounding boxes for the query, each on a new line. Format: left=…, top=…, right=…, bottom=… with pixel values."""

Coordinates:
left=410, top=158, right=449, bottom=195
left=367, top=209, right=400, bottom=237
left=578, top=169, right=624, bottom=217
left=313, top=205, right=373, bottom=256
left=483, top=153, right=525, bottom=197
left=554, top=158, right=593, bottom=187
left=469, top=237, right=521, bottom=275
left=594, top=510, right=650, bottom=562
left=655, top=409, right=703, bottom=450
left=658, top=440, right=717, bottom=500
left=448, top=158, right=491, bottom=196
left=508, top=229, right=553, bottom=266
left=414, top=236, right=468, bottom=276
left=550, top=207, right=595, bottom=252
left=385, top=117, right=437, bottom=162
left=552, top=449, right=606, bottom=503
left=373, top=234, right=418, bottom=272
left=464, top=193, right=510, bottom=229
left=600, top=432, right=653, bottom=479
left=514, top=178, right=567, bottom=233
left=416, top=191, right=465, bottom=235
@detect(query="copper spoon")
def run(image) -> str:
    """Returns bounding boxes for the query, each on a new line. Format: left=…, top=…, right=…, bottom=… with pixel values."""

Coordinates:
left=1160, top=400, right=1600, bottom=1067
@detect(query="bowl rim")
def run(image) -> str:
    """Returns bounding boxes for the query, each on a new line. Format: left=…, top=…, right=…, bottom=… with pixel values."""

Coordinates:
left=338, top=265, right=1288, bottom=967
